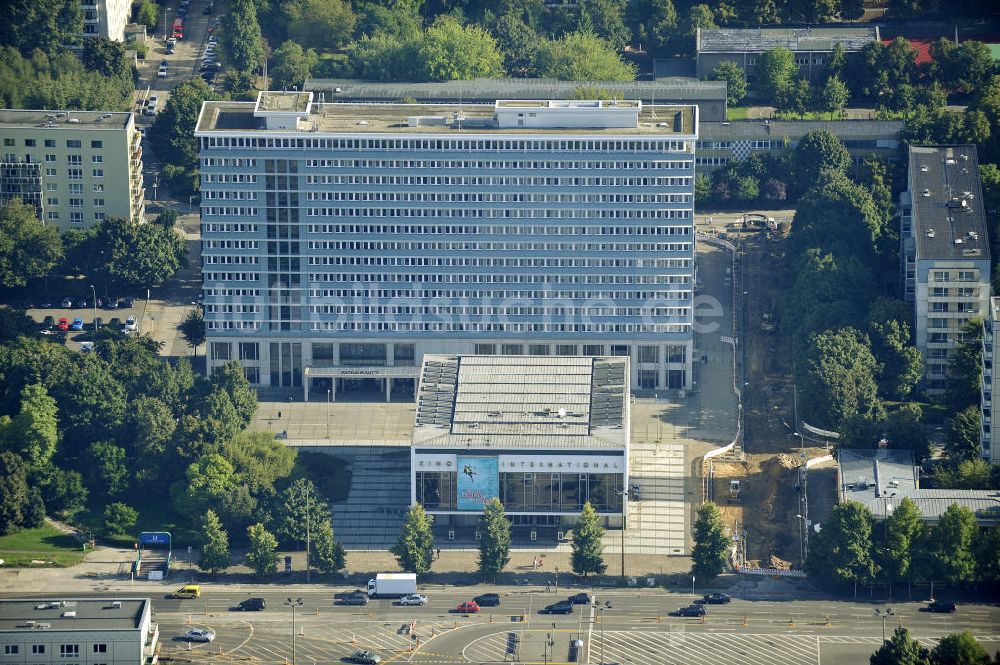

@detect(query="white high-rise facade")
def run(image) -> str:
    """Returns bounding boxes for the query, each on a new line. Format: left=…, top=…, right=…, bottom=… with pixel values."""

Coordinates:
left=195, top=92, right=698, bottom=399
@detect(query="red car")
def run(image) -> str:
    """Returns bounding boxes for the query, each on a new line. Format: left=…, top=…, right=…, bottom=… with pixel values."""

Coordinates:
left=57, top=317, right=69, bottom=331
left=456, top=601, right=480, bottom=613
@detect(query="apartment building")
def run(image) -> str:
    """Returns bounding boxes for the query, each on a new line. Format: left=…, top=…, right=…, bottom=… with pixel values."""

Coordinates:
left=195, top=92, right=698, bottom=399
left=0, top=598, right=159, bottom=665
left=695, top=26, right=879, bottom=85
left=0, top=110, right=144, bottom=229
left=981, top=298, right=1000, bottom=463
left=81, top=0, right=131, bottom=41
left=900, top=145, right=990, bottom=394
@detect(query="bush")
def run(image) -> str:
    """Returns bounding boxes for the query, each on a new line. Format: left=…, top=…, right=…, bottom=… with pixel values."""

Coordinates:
left=103, top=502, right=138, bottom=536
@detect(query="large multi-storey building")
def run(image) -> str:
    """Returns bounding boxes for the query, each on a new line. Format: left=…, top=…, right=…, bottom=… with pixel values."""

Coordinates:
left=81, top=0, right=131, bottom=41
left=900, top=145, right=990, bottom=394
left=981, top=298, right=1000, bottom=463
left=195, top=92, right=698, bottom=399
left=0, top=110, right=144, bottom=229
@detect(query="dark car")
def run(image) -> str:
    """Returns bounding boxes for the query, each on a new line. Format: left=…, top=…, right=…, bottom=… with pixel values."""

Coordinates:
left=568, top=593, right=592, bottom=605
left=924, top=601, right=957, bottom=613
left=94, top=317, right=103, bottom=330
left=76, top=298, right=89, bottom=308
left=474, top=593, right=500, bottom=607
left=673, top=605, right=706, bottom=617
left=540, top=602, right=573, bottom=615
left=120, top=297, right=134, bottom=308
left=700, top=593, right=731, bottom=605
left=106, top=297, right=119, bottom=309
left=108, top=317, right=122, bottom=330
left=235, top=597, right=265, bottom=611
left=338, top=592, right=369, bottom=606
left=42, top=315, right=55, bottom=329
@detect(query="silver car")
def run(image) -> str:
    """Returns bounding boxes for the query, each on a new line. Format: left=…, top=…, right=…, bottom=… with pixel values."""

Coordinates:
left=184, top=628, right=215, bottom=643
left=398, top=594, right=427, bottom=606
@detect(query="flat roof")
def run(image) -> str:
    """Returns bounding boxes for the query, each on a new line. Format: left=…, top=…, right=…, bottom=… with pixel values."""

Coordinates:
left=0, top=599, right=147, bottom=632
left=862, top=489, right=1000, bottom=524
left=0, top=109, right=132, bottom=131
left=910, top=145, right=990, bottom=261
left=306, top=77, right=728, bottom=102
left=413, top=355, right=629, bottom=449
left=839, top=448, right=918, bottom=498
left=698, top=26, right=878, bottom=53
left=256, top=91, right=311, bottom=114
left=196, top=100, right=697, bottom=136
left=700, top=119, right=903, bottom=141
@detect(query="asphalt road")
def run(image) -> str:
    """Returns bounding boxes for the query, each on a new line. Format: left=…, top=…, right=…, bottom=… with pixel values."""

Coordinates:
left=6, top=588, right=998, bottom=664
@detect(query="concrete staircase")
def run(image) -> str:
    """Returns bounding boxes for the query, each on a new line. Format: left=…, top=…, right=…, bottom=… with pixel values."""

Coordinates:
left=330, top=446, right=411, bottom=549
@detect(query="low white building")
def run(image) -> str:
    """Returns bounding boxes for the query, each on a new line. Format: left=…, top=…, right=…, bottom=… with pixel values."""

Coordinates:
left=0, top=599, right=158, bottom=665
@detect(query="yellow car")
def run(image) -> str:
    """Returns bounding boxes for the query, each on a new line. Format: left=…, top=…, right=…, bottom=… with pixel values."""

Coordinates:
left=171, top=585, right=201, bottom=599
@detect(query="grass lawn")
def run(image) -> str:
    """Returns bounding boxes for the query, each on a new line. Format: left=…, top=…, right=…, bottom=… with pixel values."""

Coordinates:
left=727, top=106, right=749, bottom=120
left=71, top=497, right=200, bottom=549
left=0, top=524, right=87, bottom=567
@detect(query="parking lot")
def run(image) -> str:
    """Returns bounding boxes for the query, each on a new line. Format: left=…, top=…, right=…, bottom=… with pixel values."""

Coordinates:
left=24, top=299, right=146, bottom=352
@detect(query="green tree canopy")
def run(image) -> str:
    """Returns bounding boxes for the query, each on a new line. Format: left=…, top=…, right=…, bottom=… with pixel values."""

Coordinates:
left=270, top=41, right=318, bottom=91
left=866, top=299, right=923, bottom=401
left=83, top=441, right=129, bottom=497
left=148, top=78, right=215, bottom=170
left=877, top=497, right=923, bottom=585
left=134, top=0, right=159, bottom=30
left=478, top=498, right=511, bottom=579
left=870, top=626, right=930, bottom=665
left=103, top=502, right=138, bottom=535
left=491, top=13, right=540, bottom=77
left=210, top=360, right=256, bottom=427
left=174, top=453, right=242, bottom=519
left=805, top=500, right=877, bottom=584
left=945, top=319, right=984, bottom=412
left=286, top=0, right=356, bottom=50
left=0, top=0, right=83, bottom=54
left=274, top=478, right=331, bottom=548
left=929, top=39, right=996, bottom=97
left=416, top=16, right=505, bottom=81
left=625, top=0, right=676, bottom=55
left=797, top=328, right=883, bottom=434
left=0, top=198, right=63, bottom=289
left=392, top=503, right=435, bottom=573
left=818, top=76, right=849, bottom=118
left=0, top=451, right=30, bottom=535
left=178, top=309, right=206, bottom=357
left=309, top=517, right=346, bottom=573
left=924, top=504, right=979, bottom=585
left=929, top=631, right=990, bottom=665
left=219, top=0, right=264, bottom=76
left=712, top=61, right=747, bottom=107
left=245, top=522, right=278, bottom=576
left=198, top=509, right=231, bottom=574
left=55, top=358, right=126, bottom=454
left=881, top=404, right=931, bottom=462
left=3, top=384, right=59, bottom=469
left=935, top=458, right=995, bottom=490
left=947, top=405, right=982, bottom=462
left=755, top=47, right=797, bottom=99
left=691, top=501, right=730, bottom=578
left=536, top=32, right=636, bottom=81
left=788, top=131, right=851, bottom=196
left=571, top=501, right=607, bottom=576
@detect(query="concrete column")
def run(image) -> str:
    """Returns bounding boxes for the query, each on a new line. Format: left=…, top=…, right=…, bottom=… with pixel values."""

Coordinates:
left=331, top=378, right=337, bottom=402
left=304, top=376, right=310, bottom=402
left=385, top=378, right=392, bottom=402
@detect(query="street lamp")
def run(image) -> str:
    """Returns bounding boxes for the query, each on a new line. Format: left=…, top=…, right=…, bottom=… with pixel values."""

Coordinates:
left=617, top=488, right=629, bottom=579
left=162, top=7, right=172, bottom=41
left=283, top=597, right=304, bottom=665
left=874, top=607, right=894, bottom=643
left=89, top=284, right=98, bottom=332
left=326, top=388, right=331, bottom=439
left=596, top=601, right=612, bottom=665
left=795, top=514, right=807, bottom=567
left=793, top=431, right=805, bottom=454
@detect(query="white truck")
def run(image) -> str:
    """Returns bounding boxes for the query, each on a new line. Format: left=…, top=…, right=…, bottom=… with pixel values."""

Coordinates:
left=366, top=573, right=417, bottom=598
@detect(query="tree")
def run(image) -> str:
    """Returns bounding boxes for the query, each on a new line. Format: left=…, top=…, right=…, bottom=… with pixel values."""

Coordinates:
left=83, top=441, right=129, bottom=497
left=691, top=501, right=729, bottom=579
left=4, top=384, right=58, bottom=469
left=491, top=13, right=540, bottom=77
left=536, top=32, right=636, bottom=82
left=197, top=509, right=231, bottom=574
left=245, top=522, right=278, bottom=576
left=947, top=406, right=982, bottom=462
left=103, top=502, right=138, bottom=535
left=676, top=4, right=715, bottom=55
left=286, top=0, right=356, bottom=50
left=416, top=16, right=505, bottom=82
left=0, top=451, right=30, bottom=535
left=477, top=498, right=511, bottom=580
left=55, top=358, right=126, bottom=454
left=789, top=130, right=851, bottom=197
left=148, top=77, right=215, bottom=170
left=134, top=0, right=159, bottom=30
left=0, top=0, right=84, bottom=54
left=870, top=626, right=930, bottom=665
left=805, top=500, right=876, bottom=584
left=392, top=503, right=435, bottom=574
left=882, top=404, right=931, bottom=462
left=274, top=478, right=330, bottom=548
left=930, top=39, right=996, bottom=97
left=776, top=77, right=812, bottom=116
left=220, top=0, right=264, bottom=77
left=877, top=497, right=923, bottom=586
left=581, top=0, right=631, bottom=51
left=210, top=360, right=256, bottom=428
left=270, top=41, right=317, bottom=91
left=755, top=47, right=797, bottom=100
left=930, top=631, right=990, bottom=665
left=178, top=309, right=206, bottom=359
left=309, top=517, right=346, bottom=573
left=0, top=198, right=63, bottom=289
left=695, top=173, right=712, bottom=203
left=80, top=38, right=132, bottom=80
left=91, top=216, right=188, bottom=288
left=128, top=396, right=178, bottom=481
left=975, top=527, right=1000, bottom=582
left=174, top=454, right=241, bottom=519
left=797, top=328, right=883, bottom=434
left=935, top=458, right=994, bottom=490
left=33, top=464, right=87, bottom=517
left=571, top=501, right=606, bottom=576
left=946, top=319, right=983, bottom=412
left=713, top=61, right=747, bottom=107
left=924, top=504, right=978, bottom=585
left=867, top=314, right=923, bottom=401
left=625, top=0, right=676, bottom=55
left=818, top=76, right=849, bottom=119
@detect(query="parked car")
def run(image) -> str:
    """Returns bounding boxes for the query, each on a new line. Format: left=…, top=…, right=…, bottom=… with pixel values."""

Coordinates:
left=398, top=594, right=427, bottom=606
left=184, top=628, right=215, bottom=643
left=108, top=317, right=122, bottom=330
left=93, top=317, right=103, bottom=329
left=57, top=317, right=69, bottom=331
left=61, top=297, right=73, bottom=308
left=568, top=593, right=592, bottom=605
left=456, top=601, right=480, bottom=613
left=158, top=65, right=167, bottom=78
left=124, top=316, right=137, bottom=332
left=70, top=318, right=84, bottom=331
left=106, top=297, right=119, bottom=309
left=120, top=297, right=134, bottom=308
left=540, top=602, right=573, bottom=615
left=166, top=37, right=177, bottom=47
left=347, top=651, right=381, bottom=664
left=700, top=593, right=731, bottom=605
left=923, top=601, right=957, bottom=613
left=235, top=598, right=265, bottom=611
left=42, top=315, right=55, bottom=329
left=76, top=297, right=89, bottom=308
left=160, top=59, right=168, bottom=67
left=672, top=605, right=706, bottom=617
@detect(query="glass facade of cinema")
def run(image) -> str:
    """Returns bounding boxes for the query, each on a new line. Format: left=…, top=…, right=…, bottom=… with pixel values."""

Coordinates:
left=416, top=471, right=624, bottom=513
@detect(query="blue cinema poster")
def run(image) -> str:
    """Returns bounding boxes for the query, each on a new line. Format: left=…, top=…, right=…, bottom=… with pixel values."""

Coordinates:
left=457, top=456, right=499, bottom=511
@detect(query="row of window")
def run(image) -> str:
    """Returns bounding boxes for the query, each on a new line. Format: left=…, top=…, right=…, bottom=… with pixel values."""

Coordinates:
left=304, top=241, right=691, bottom=252
left=202, top=190, right=258, bottom=200
left=695, top=140, right=773, bottom=150
left=45, top=197, right=105, bottom=207
left=305, top=191, right=692, bottom=204
left=3, top=643, right=107, bottom=656
left=204, top=136, right=691, bottom=153
left=46, top=211, right=103, bottom=223
left=42, top=168, right=104, bottom=178
left=308, top=272, right=693, bottom=285
left=931, top=287, right=980, bottom=297
left=44, top=183, right=105, bottom=193
left=298, top=208, right=693, bottom=220
left=304, top=174, right=693, bottom=187
left=204, top=255, right=259, bottom=265
left=294, top=158, right=692, bottom=171
left=932, top=270, right=979, bottom=282
left=3, top=138, right=103, bottom=149
left=308, top=256, right=691, bottom=269
left=306, top=288, right=689, bottom=300
left=308, top=305, right=690, bottom=317
left=306, top=321, right=690, bottom=333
